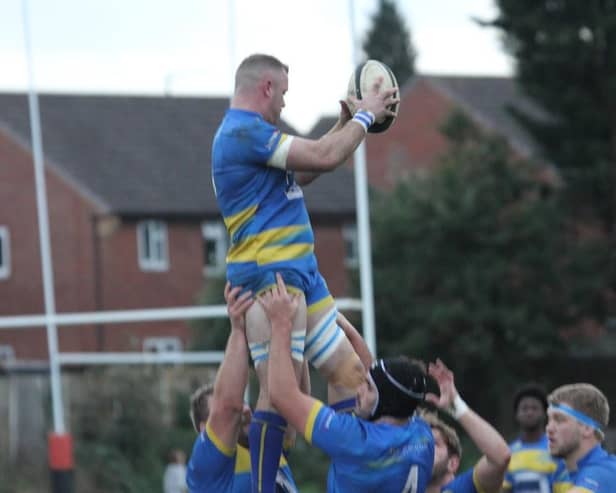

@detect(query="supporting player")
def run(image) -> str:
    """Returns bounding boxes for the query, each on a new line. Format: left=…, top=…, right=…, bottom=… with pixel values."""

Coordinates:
left=547, top=383, right=616, bottom=492
left=185, top=283, right=298, bottom=492
left=260, top=273, right=434, bottom=492
left=422, top=359, right=511, bottom=493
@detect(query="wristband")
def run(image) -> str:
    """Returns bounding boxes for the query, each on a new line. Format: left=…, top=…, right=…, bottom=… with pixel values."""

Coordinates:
left=449, top=394, right=469, bottom=420
left=351, top=109, right=375, bottom=133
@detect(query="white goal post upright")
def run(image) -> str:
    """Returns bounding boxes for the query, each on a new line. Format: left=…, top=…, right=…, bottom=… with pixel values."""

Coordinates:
left=348, top=0, right=377, bottom=356
left=22, top=0, right=65, bottom=436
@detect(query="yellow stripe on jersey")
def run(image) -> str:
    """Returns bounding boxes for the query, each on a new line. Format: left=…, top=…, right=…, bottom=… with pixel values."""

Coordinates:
left=509, top=449, right=558, bottom=473
left=227, top=225, right=311, bottom=264
left=232, top=444, right=287, bottom=475
left=234, top=445, right=251, bottom=473
left=258, top=243, right=313, bottom=265
left=206, top=421, right=235, bottom=457
left=304, top=401, right=324, bottom=445
left=256, top=283, right=304, bottom=297
left=552, top=483, right=580, bottom=493
left=224, top=204, right=258, bottom=239
left=307, top=295, right=335, bottom=315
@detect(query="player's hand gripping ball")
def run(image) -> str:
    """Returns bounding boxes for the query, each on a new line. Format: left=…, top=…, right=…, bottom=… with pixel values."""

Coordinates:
left=347, top=59, right=399, bottom=133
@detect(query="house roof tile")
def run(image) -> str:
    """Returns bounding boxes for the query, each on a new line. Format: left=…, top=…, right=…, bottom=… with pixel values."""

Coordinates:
left=0, top=93, right=356, bottom=217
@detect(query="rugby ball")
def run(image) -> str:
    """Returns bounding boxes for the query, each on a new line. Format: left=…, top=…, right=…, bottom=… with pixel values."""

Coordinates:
left=347, top=59, right=399, bottom=133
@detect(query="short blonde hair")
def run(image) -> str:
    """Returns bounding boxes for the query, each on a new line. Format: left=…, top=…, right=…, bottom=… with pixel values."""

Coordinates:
left=189, top=383, right=214, bottom=434
left=548, top=383, right=609, bottom=439
left=235, top=54, right=288, bottom=91
left=420, top=411, right=462, bottom=458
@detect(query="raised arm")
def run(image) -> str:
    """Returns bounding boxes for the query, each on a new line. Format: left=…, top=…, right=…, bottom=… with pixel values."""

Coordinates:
left=207, top=283, right=254, bottom=449
left=427, top=359, right=511, bottom=493
left=295, top=101, right=353, bottom=186
left=261, top=274, right=320, bottom=434
left=286, top=79, right=398, bottom=173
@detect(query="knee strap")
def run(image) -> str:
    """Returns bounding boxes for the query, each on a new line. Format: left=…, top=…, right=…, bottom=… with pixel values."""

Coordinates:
left=249, top=330, right=305, bottom=368
left=305, top=307, right=345, bottom=368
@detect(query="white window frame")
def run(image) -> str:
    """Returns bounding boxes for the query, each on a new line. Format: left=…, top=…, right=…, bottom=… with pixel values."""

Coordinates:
left=0, top=226, right=11, bottom=280
left=202, top=221, right=227, bottom=276
left=137, top=220, right=169, bottom=272
left=0, top=345, right=15, bottom=363
left=342, top=224, right=359, bottom=268
left=142, top=337, right=182, bottom=353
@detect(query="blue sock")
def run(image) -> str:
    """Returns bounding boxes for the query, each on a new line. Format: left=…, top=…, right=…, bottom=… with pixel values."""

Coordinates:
left=249, top=410, right=287, bottom=493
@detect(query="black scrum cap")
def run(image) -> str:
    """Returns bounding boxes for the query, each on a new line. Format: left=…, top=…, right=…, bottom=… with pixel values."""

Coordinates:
left=368, top=357, right=427, bottom=421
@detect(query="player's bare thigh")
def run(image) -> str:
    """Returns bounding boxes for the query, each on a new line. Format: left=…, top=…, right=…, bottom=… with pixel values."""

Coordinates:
left=307, top=301, right=365, bottom=396
left=245, top=291, right=307, bottom=410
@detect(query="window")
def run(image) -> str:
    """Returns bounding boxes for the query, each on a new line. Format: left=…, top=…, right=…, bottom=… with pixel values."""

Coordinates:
left=342, top=224, right=358, bottom=268
left=0, top=226, right=10, bottom=279
left=202, top=222, right=227, bottom=276
left=0, top=345, right=15, bottom=363
left=137, top=220, right=168, bottom=271
left=143, top=337, right=182, bottom=353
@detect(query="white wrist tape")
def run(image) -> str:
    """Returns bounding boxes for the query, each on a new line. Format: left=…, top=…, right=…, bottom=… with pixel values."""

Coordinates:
left=450, top=394, right=469, bottom=420
left=351, top=109, right=375, bottom=133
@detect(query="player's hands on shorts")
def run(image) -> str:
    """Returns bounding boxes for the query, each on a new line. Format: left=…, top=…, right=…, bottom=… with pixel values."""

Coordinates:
left=224, top=282, right=253, bottom=333
left=347, top=76, right=398, bottom=123
left=258, top=273, right=300, bottom=333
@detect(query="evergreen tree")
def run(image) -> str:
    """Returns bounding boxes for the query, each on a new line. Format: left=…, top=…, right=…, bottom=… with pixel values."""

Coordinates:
left=486, top=1, right=616, bottom=233
left=362, top=0, right=415, bottom=85
left=486, top=0, right=616, bottom=336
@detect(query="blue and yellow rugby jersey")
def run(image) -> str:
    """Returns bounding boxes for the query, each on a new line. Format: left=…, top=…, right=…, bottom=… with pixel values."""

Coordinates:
left=441, top=468, right=481, bottom=493
left=503, top=434, right=558, bottom=493
left=186, top=422, right=297, bottom=493
left=212, top=108, right=322, bottom=297
left=551, top=445, right=616, bottom=493
left=304, top=401, right=434, bottom=492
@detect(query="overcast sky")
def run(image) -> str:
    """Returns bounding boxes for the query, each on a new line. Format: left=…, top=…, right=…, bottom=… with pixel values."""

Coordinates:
left=1, top=0, right=513, bottom=133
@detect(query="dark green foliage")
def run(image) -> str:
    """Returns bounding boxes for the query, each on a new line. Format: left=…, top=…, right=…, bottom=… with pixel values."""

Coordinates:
left=362, top=0, right=415, bottom=85
left=370, top=112, right=610, bottom=409
left=191, top=276, right=230, bottom=350
left=73, top=368, right=193, bottom=493
left=487, top=0, right=616, bottom=232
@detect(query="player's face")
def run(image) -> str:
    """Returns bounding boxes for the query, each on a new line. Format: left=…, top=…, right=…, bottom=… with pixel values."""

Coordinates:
left=546, top=406, right=582, bottom=458
left=266, top=68, right=288, bottom=124
left=354, top=371, right=377, bottom=419
left=430, top=428, right=451, bottom=481
left=516, top=396, right=546, bottom=431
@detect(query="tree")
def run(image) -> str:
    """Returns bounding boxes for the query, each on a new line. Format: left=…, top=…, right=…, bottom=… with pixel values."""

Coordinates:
left=191, top=276, right=229, bottom=350
left=370, top=111, right=610, bottom=409
left=362, top=0, right=415, bottom=85
left=484, top=1, right=616, bottom=302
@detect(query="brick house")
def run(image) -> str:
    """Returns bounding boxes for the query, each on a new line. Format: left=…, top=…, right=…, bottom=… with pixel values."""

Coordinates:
left=0, top=94, right=357, bottom=360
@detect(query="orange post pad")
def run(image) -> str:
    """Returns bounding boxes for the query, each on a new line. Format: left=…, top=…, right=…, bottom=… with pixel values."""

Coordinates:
left=48, top=433, right=74, bottom=470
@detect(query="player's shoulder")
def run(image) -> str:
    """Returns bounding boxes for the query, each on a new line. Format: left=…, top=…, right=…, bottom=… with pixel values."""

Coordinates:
left=567, top=450, right=616, bottom=492
left=411, top=414, right=435, bottom=437
left=441, top=468, right=474, bottom=493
